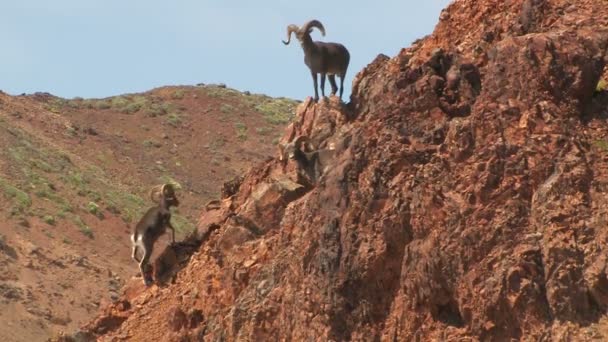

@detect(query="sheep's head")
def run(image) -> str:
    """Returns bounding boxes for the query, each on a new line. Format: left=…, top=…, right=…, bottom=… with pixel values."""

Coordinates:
left=150, top=183, right=180, bottom=207
left=278, top=136, right=315, bottom=161
left=282, top=20, right=326, bottom=45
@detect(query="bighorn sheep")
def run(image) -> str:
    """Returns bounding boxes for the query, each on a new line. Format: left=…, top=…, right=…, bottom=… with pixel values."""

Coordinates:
left=282, top=20, right=350, bottom=102
left=131, top=184, right=179, bottom=286
left=279, top=135, right=335, bottom=182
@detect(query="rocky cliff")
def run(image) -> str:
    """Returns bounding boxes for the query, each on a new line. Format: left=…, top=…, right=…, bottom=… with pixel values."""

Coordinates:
left=74, top=0, right=608, bottom=340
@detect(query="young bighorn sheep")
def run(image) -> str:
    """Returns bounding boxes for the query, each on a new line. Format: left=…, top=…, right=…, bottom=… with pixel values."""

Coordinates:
left=131, top=184, right=179, bottom=286
left=279, top=135, right=335, bottom=182
left=283, top=20, right=350, bottom=102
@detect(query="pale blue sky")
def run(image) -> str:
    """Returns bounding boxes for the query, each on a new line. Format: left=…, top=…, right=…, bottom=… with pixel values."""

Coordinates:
left=0, top=1, right=451, bottom=100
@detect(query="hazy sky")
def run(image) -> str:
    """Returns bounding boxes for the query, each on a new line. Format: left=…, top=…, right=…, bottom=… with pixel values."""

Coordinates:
left=0, top=1, right=451, bottom=100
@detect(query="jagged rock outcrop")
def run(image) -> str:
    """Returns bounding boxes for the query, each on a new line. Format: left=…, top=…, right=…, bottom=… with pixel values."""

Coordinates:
left=71, top=0, right=608, bottom=341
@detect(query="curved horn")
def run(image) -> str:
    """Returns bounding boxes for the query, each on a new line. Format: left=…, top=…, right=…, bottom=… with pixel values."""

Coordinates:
left=149, top=185, right=163, bottom=203
left=301, top=20, right=325, bottom=36
left=293, top=135, right=309, bottom=146
left=282, top=24, right=300, bottom=45
left=164, top=183, right=177, bottom=195
left=293, top=135, right=314, bottom=151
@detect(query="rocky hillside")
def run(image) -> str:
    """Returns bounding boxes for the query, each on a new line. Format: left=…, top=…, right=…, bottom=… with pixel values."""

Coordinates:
left=76, top=0, right=608, bottom=340
left=0, top=85, right=296, bottom=341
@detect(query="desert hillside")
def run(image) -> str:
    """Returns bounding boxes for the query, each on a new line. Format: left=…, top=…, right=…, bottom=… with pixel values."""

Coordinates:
left=0, top=85, right=297, bottom=341
left=51, top=0, right=608, bottom=340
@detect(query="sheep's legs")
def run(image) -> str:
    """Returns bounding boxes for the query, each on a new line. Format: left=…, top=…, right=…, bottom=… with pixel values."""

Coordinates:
left=339, top=75, right=346, bottom=99
left=328, top=75, right=338, bottom=96
left=320, top=74, right=326, bottom=99
left=139, top=238, right=154, bottom=286
left=311, top=72, right=319, bottom=102
left=131, top=244, right=140, bottom=262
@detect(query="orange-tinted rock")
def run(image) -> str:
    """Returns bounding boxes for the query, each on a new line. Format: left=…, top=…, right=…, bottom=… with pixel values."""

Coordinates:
left=79, top=0, right=608, bottom=341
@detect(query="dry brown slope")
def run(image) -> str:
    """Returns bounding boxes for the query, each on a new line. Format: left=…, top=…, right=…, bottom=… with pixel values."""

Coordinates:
left=0, top=85, right=297, bottom=341
left=82, top=0, right=608, bottom=340
left=22, top=85, right=298, bottom=224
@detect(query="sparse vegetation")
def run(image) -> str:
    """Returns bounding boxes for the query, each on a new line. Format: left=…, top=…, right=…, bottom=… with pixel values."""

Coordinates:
left=198, top=85, right=298, bottom=126
left=0, top=120, right=184, bottom=231
left=95, top=152, right=111, bottom=164
left=220, top=104, right=234, bottom=114
left=171, top=212, right=196, bottom=238
left=209, top=136, right=227, bottom=151
left=110, top=96, right=129, bottom=109
left=104, top=191, right=146, bottom=223
left=172, top=89, right=185, bottom=100
left=47, top=99, right=64, bottom=114
left=87, top=201, right=104, bottom=219
left=203, top=85, right=241, bottom=98
left=92, top=100, right=112, bottom=110
left=31, top=158, right=54, bottom=173
left=199, top=86, right=297, bottom=125
left=60, top=203, right=74, bottom=213
left=0, top=177, right=32, bottom=216
left=73, top=216, right=94, bottom=238
left=80, top=226, right=94, bottom=238
left=166, top=113, right=182, bottom=127
left=58, top=94, right=182, bottom=118
left=255, top=127, right=273, bottom=136
left=593, top=140, right=608, bottom=152
left=122, top=102, right=142, bottom=114
left=235, top=122, right=248, bottom=141
left=144, top=102, right=172, bottom=117
left=65, top=125, right=78, bottom=137
left=56, top=210, right=67, bottom=219
left=124, top=96, right=149, bottom=114
left=0, top=86, right=290, bottom=254
left=63, top=171, right=90, bottom=196
left=143, top=139, right=162, bottom=148
left=33, top=180, right=59, bottom=201
left=86, top=191, right=101, bottom=204
left=99, top=95, right=150, bottom=114
left=43, top=215, right=56, bottom=226
left=254, top=97, right=297, bottom=125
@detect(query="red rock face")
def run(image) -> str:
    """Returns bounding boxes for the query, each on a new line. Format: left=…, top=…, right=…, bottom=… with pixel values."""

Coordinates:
left=73, top=0, right=608, bottom=341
